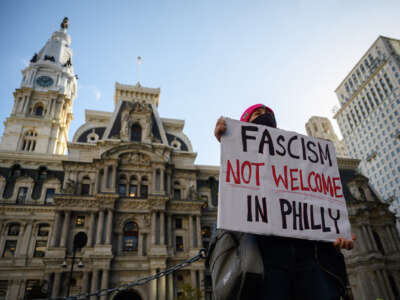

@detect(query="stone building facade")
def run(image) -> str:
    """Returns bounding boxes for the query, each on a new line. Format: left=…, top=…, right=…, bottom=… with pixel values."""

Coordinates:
left=0, top=19, right=399, bottom=300
left=307, top=117, right=400, bottom=299
left=0, top=20, right=218, bottom=300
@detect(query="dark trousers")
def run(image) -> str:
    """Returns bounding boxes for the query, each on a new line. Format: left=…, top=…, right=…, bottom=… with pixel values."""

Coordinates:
left=255, top=236, right=342, bottom=300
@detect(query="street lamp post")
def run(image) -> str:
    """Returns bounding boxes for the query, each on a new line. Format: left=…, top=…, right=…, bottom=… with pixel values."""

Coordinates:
left=62, top=232, right=88, bottom=298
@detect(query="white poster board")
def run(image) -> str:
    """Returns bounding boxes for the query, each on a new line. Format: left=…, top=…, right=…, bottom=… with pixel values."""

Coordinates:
left=217, top=118, right=352, bottom=242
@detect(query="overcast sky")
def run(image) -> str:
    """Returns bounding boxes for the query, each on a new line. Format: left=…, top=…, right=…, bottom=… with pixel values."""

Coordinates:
left=0, top=0, right=399, bottom=165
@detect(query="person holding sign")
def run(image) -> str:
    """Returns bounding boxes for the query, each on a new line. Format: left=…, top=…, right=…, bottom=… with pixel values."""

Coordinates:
left=212, top=104, right=355, bottom=300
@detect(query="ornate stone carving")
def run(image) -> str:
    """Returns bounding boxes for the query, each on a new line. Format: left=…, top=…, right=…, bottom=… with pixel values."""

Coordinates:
left=120, top=152, right=151, bottom=166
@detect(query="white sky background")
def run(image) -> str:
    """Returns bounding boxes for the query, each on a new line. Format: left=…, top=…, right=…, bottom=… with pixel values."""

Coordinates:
left=0, top=0, right=399, bottom=165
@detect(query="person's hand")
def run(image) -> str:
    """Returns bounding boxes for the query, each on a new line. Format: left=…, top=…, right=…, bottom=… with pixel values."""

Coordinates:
left=214, top=117, right=226, bottom=142
left=333, top=233, right=356, bottom=250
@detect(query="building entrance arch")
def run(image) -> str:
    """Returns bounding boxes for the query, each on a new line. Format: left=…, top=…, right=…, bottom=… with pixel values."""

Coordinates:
left=114, top=289, right=142, bottom=300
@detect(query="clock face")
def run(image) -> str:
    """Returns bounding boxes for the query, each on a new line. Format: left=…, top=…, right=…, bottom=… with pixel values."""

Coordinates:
left=36, top=76, right=54, bottom=87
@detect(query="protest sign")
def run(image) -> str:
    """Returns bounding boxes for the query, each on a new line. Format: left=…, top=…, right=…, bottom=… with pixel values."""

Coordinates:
left=217, top=118, right=352, bottom=242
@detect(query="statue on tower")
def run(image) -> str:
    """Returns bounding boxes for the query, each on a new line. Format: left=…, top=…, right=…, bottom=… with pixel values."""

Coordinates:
left=61, top=17, right=69, bottom=29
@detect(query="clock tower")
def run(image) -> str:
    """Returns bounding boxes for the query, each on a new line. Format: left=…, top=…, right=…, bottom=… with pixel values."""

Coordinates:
left=0, top=17, right=77, bottom=155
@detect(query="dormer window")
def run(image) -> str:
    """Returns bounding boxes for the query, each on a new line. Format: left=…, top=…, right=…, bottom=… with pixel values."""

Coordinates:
left=131, top=124, right=142, bottom=142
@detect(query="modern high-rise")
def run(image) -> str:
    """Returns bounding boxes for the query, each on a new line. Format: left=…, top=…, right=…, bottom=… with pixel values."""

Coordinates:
left=334, top=36, right=400, bottom=205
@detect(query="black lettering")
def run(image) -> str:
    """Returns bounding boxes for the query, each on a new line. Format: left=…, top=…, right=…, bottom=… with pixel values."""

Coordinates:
left=328, top=209, right=340, bottom=234
left=241, top=126, right=258, bottom=152
left=301, top=137, right=307, bottom=160
left=303, top=202, right=310, bottom=230
left=247, top=195, right=253, bottom=222
left=280, top=198, right=292, bottom=229
left=292, top=201, right=303, bottom=230
left=310, top=205, right=321, bottom=230
left=306, top=141, right=318, bottom=163
left=320, top=207, right=331, bottom=232
left=255, top=196, right=268, bottom=223
left=258, top=129, right=275, bottom=155
left=288, top=136, right=300, bottom=159
left=318, top=142, right=332, bottom=167
left=276, top=135, right=286, bottom=156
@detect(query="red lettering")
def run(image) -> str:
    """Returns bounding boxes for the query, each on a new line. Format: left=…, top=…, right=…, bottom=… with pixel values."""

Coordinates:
left=290, top=168, right=299, bottom=191
left=241, top=161, right=252, bottom=184
left=251, top=162, right=265, bottom=186
left=315, top=174, right=322, bottom=192
left=308, top=171, right=317, bottom=192
left=321, top=174, right=334, bottom=197
left=299, top=169, right=310, bottom=191
left=272, top=165, right=288, bottom=189
left=333, top=177, right=343, bottom=198
left=226, top=159, right=240, bottom=184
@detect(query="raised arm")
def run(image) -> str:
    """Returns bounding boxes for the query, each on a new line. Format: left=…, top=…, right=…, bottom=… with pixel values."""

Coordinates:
left=214, top=117, right=227, bottom=142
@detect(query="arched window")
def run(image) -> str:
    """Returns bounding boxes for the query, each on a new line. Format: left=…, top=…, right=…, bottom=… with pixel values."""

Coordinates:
left=21, top=130, right=37, bottom=152
left=123, top=222, right=139, bottom=251
left=33, top=103, right=44, bottom=116
left=130, top=124, right=142, bottom=142
left=118, top=175, right=127, bottom=196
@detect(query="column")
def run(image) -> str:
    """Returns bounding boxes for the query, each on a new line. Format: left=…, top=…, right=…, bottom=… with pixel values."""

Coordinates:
left=82, top=272, right=90, bottom=295
left=152, top=170, right=156, bottom=193
left=366, top=226, right=378, bottom=251
left=382, top=270, right=395, bottom=300
left=19, top=222, right=33, bottom=256
left=103, top=167, right=108, bottom=190
left=390, top=226, right=400, bottom=250
left=100, top=270, right=109, bottom=300
left=50, top=211, right=61, bottom=247
left=190, top=270, right=196, bottom=289
left=199, top=271, right=205, bottom=300
left=385, top=225, right=396, bottom=252
left=149, top=270, right=157, bottom=300
left=167, top=214, right=172, bottom=247
left=196, top=216, right=202, bottom=249
left=90, top=270, right=99, bottom=300
left=60, top=211, right=71, bottom=248
left=167, top=274, right=174, bottom=300
left=376, top=270, right=389, bottom=299
left=151, top=212, right=156, bottom=244
left=93, top=170, right=99, bottom=195
left=138, top=233, right=144, bottom=256
left=160, top=212, right=165, bottom=245
left=51, top=272, right=61, bottom=298
left=88, top=212, right=96, bottom=247
left=361, top=225, right=372, bottom=251
left=101, top=168, right=107, bottom=192
left=159, top=273, right=166, bottom=300
left=160, top=169, right=165, bottom=192
left=188, top=216, right=193, bottom=248
left=110, top=165, right=116, bottom=190
left=15, top=223, right=27, bottom=256
left=105, top=209, right=113, bottom=244
left=96, top=210, right=105, bottom=245
left=357, top=225, right=369, bottom=252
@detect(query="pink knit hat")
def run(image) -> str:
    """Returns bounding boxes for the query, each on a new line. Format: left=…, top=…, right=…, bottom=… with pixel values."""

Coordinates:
left=240, top=104, right=275, bottom=122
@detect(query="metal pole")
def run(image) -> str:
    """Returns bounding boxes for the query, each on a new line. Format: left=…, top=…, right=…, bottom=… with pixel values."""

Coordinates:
left=66, top=246, right=76, bottom=297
